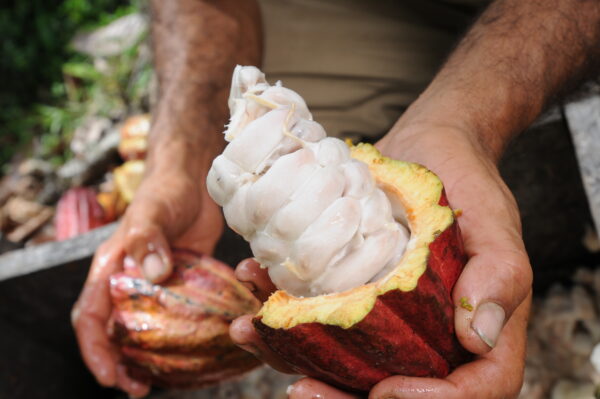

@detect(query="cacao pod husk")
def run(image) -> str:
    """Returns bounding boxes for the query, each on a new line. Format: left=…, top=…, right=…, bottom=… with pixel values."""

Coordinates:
left=109, top=250, right=262, bottom=389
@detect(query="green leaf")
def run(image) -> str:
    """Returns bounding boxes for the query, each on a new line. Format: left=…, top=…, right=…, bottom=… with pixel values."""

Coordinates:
left=63, top=61, right=102, bottom=81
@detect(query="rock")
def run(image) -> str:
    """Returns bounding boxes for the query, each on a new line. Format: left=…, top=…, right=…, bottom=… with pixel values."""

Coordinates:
left=57, top=128, right=120, bottom=186
left=72, top=13, right=148, bottom=58
left=564, top=92, right=600, bottom=241
left=3, top=197, right=48, bottom=225
left=6, top=208, right=54, bottom=243
left=145, top=366, right=298, bottom=399
left=17, top=159, right=54, bottom=178
left=551, top=379, right=595, bottom=399
left=590, top=344, right=600, bottom=375
left=70, top=116, right=113, bottom=158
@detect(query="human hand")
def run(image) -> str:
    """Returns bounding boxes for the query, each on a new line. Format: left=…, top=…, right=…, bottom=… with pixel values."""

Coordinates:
left=72, top=164, right=223, bottom=397
left=230, top=125, right=532, bottom=399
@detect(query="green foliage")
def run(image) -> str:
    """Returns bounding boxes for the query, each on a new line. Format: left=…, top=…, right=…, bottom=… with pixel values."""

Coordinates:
left=0, top=0, right=151, bottom=173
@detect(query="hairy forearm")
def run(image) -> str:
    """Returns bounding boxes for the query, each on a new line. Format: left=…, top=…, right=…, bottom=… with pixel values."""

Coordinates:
left=397, top=0, right=600, bottom=161
left=148, top=0, right=262, bottom=177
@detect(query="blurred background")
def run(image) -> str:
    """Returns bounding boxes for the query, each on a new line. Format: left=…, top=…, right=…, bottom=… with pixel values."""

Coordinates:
left=2, top=1, right=600, bottom=398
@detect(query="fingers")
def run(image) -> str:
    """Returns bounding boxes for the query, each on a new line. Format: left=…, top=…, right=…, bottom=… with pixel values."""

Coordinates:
left=370, top=295, right=530, bottom=399
left=122, top=220, right=173, bottom=283
left=72, top=240, right=123, bottom=387
left=116, top=364, right=151, bottom=398
left=289, top=378, right=361, bottom=399
left=452, top=216, right=532, bottom=354
left=235, top=258, right=277, bottom=302
left=120, top=179, right=224, bottom=283
left=230, top=315, right=294, bottom=374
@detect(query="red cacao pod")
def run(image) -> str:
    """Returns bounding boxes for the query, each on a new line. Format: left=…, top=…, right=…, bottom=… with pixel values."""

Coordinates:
left=55, top=187, right=107, bottom=241
left=253, top=144, right=470, bottom=391
left=108, top=250, right=262, bottom=389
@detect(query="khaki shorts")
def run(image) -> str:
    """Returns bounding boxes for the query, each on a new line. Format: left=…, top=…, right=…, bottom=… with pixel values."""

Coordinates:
left=259, top=0, right=488, bottom=140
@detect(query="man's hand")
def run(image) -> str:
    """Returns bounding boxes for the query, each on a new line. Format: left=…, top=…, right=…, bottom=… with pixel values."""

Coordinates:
left=71, top=166, right=223, bottom=397
left=230, top=125, right=532, bottom=399
left=268, top=0, right=600, bottom=392
left=72, top=0, right=262, bottom=396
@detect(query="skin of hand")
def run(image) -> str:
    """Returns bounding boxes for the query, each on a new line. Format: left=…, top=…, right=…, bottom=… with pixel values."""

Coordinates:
left=230, top=0, right=600, bottom=397
left=72, top=0, right=262, bottom=396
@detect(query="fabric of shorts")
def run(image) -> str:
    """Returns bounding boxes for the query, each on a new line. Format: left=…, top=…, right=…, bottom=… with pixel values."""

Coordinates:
left=258, top=0, right=488, bottom=140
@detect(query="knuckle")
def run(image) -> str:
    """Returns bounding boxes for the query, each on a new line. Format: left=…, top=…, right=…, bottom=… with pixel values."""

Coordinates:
left=123, top=224, right=158, bottom=247
left=499, top=250, right=532, bottom=291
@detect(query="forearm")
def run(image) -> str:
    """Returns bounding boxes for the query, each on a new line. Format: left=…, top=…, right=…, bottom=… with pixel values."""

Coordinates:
left=395, top=0, right=600, bottom=161
left=148, top=0, right=262, bottom=178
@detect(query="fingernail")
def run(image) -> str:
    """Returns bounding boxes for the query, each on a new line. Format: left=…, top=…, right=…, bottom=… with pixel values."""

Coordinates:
left=471, top=302, right=505, bottom=348
left=142, top=253, right=165, bottom=282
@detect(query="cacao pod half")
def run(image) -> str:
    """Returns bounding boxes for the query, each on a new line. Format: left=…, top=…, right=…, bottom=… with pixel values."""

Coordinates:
left=253, top=144, right=470, bottom=391
left=109, top=250, right=262, bottom=388
left=55, top=187, right=107, bottom=240
left=118, top=114, right=150, bottom=161
left=113, top=159, right=145, bottom=204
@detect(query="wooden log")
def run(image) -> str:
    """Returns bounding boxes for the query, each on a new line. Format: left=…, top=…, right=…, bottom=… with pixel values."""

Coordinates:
left=0, top=222, right=118, bottom=282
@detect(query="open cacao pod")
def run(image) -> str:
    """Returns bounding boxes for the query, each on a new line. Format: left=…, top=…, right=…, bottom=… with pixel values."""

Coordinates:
left=253, top=144, right=469, bottom=391
left=108, top=250, right=262, bottom=389
left=207, top=66, right=471, bottom=392
left=118, top=114, right=150, bottom=161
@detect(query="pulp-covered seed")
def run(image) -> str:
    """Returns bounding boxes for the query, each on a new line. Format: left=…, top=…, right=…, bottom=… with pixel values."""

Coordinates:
left=369, top=224, right=411, bottom=283
left=250, top=231, right=289, bottom=266
left=312, top=227, right=402, bottom=294
left=290, top=119, right=327, bottom=143
left=245, top=148, right=318, bottom=228
left=223, top=108, right=288, bottom=173
left=266, top=166, right=345, bottom=241
left=223, top=183, right=254, bottom=239
left=313, top=137, right=351, bottom=167
left=342, top=160, right=375, bottom=199
left=208, top=66, right=411, bottom=297
left=267, top=260, right=312, bottom=296
left=206, top=154, right=249, bottom=206
left=291, top=197, right=362, bottom=281
left=258, top=85, right=312, bottom=120
left=359, top=189, right=395, bottom=235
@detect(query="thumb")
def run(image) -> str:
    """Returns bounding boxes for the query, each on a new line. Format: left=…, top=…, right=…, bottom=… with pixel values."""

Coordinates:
left=453, top=240, right=532, bottom=354
left=121, top=208, right=174, bottom=284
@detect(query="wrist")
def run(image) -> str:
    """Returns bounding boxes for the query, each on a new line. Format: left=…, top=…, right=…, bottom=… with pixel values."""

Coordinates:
left=389, top=86, right=520, bottom=164
left=146, top=121, right=224, bottom=180
left=379, top=120, right=500, bottom=177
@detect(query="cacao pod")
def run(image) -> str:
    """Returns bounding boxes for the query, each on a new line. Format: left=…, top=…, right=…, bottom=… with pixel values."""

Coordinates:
left=108, top=250, right=262, bottom=389
left=207, top=66, right=471, bottom=392
left=113, top=160, right=145, bottom=204
left=253, top=144, right=470, bottom=391
left=96, top=190, right=127, bottom=223
left=55, top=187, right=107, bottom=240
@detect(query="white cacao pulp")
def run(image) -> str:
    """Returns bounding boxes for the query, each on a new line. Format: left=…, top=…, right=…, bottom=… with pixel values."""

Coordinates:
left=207, top=66, right=410, bottom=297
